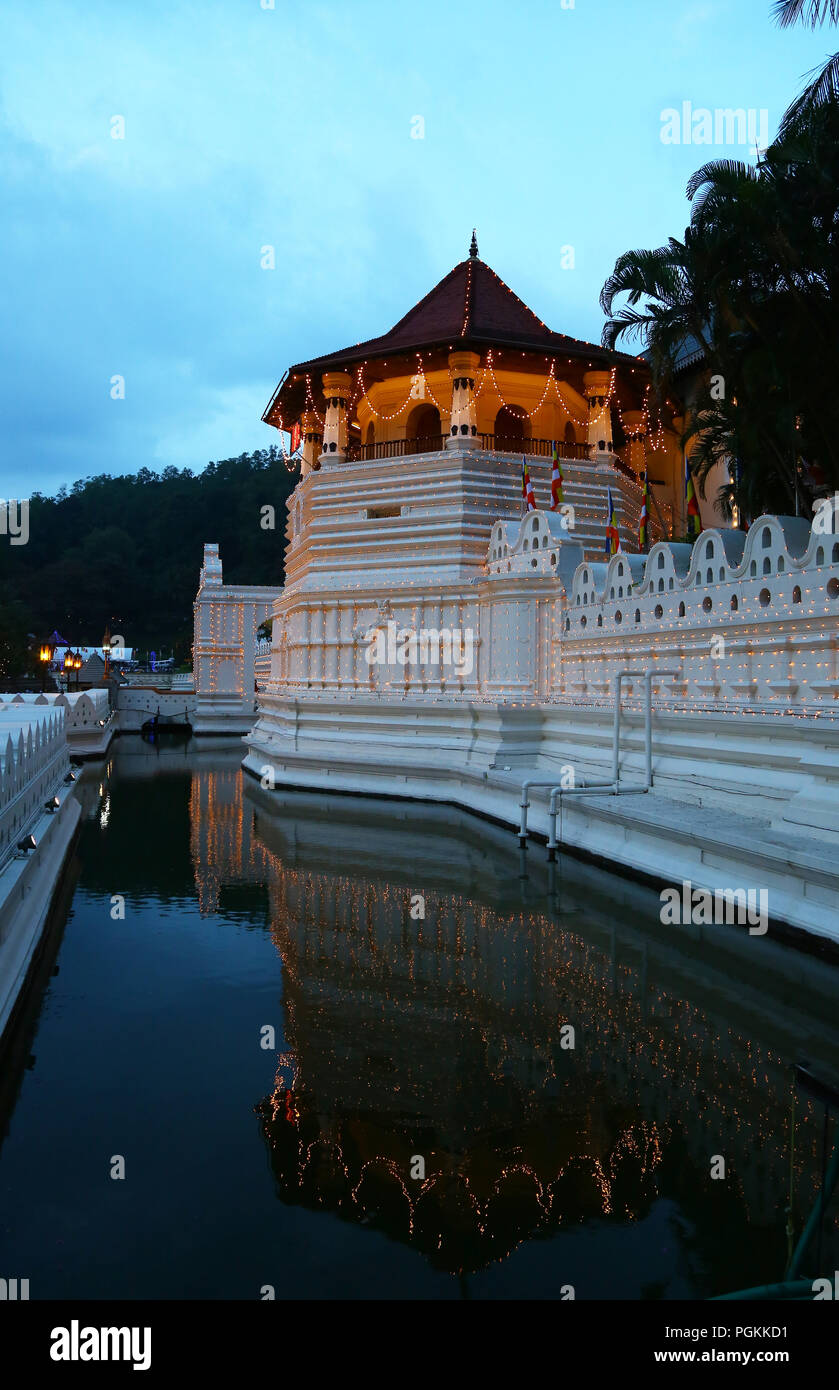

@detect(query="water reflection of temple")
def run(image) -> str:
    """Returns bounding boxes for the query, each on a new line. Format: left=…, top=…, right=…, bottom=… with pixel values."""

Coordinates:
left=190, top=759, right=839, bottom=1288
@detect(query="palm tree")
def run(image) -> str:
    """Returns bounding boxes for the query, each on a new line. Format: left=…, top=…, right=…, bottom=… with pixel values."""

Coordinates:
left=775, top=0, right=839, bottom=131
left=601, top=94, right=839, bottom=520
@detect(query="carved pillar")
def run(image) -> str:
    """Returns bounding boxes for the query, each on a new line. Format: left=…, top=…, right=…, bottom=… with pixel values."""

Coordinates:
left=446, top=350, right=480, bottom=449
left=623, top=409, right=647, bottom=477
left=583, top=370, right=615, bottom=462
left=320, top=371, right=352, bottom=463
left=300, top=410, right=323, bottom=476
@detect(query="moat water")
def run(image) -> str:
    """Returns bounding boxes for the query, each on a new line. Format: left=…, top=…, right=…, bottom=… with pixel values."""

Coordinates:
left=0, top=739, right=837, bottom=1299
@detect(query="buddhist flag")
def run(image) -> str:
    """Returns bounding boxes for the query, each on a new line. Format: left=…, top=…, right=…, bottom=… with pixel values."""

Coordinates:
left=685, top=456, right=701, bottom=538
left=550, top=441, right=564, bottom=510
left=639, top=472, right=650, bottom=551
left=605, top=486, right=621, bottom=556
left=522, top=458, right=536, bottom=512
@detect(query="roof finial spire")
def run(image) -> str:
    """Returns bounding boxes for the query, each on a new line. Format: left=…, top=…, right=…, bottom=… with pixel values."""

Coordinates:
left=469, top=228, right=478, bottom=259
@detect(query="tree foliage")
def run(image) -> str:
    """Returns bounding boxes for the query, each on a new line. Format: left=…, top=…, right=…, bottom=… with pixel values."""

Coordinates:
left=601, top=90, right=839, bottom=520
left=0, top=447, right=296, bottom=667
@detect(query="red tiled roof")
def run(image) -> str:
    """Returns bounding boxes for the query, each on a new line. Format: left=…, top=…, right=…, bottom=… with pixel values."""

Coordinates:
left=265, top=253, right=644, bottom=424
left=295, top=258, right=630, bottom=370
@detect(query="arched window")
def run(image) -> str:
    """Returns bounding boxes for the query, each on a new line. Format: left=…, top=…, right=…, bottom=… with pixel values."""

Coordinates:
left=405, top=403, right=442, bottom=454
left=564, top=421, right=576, bottom=445
left=494, top=405, right=530, bottom=450
left=762, top=527, right=772, bottom=548
left=793, top=586, right=802, bottom=604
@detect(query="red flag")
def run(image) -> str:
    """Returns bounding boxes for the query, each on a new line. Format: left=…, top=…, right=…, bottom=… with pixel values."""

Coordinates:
left=639, top=474, right=650, bottom=551
left=685, top=457, right=701, bottom=538
left=550, top=441, right=564, bottom=510
left=521, top=458, right=536, bottom=512
left=606, top=486, right=621, bottom=556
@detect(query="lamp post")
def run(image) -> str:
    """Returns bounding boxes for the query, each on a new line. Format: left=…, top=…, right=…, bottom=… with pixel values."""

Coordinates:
left=63, top=650, right=83, bottom=691
left=38, top=641, right=53, bottom=692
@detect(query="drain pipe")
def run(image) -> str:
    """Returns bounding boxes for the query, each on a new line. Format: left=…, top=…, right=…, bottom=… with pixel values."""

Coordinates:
left=519, top=780, right=573, bottom=846
left=643, top=669, right=679, bottom=790
left=545, top=668, right=679, bottom=857
left=519, top=669, right=637, bottom=846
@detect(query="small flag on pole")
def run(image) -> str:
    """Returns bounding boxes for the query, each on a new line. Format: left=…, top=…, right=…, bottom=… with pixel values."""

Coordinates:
left=522, top=457, right=536, bottom=512
left=685, top=456, right=701, bottom=539
left=550, top=441, right=564, bottom=510
left=639, top=471, right=650, bottom=551
left=606, top=486, right=621, bottom=556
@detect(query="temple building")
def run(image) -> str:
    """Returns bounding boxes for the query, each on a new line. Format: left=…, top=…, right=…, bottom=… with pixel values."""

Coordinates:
left=184, top=238, right=839, bottom=945
left=263, top=233, right=687, bottom=541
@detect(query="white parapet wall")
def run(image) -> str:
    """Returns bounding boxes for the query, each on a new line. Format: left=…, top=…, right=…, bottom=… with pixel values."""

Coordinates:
left=8, top=689, right=116, bottom=756
left=0, top=702, right=80, bottom=1041
left=241, top=447, right=839, bottom=944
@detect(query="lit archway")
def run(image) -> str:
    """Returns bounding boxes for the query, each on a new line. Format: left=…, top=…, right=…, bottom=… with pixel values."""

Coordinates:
left=405, top=403, right=442, bottom=454
left=494, top=405, right=530, bottom=451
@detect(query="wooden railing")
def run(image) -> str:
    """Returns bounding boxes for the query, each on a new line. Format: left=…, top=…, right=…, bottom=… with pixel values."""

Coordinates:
left=478, top=434, right=592, bottom=461
left=346, top=434, right=597, bottom=462
left=347, top=435, right=446, bottom=461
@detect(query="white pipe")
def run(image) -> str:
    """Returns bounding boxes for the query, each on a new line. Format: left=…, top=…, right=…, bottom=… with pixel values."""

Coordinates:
left=545, top=667, right=679, bottom=855
left=519, top=774, right=614, bottom=843
left=643, top=669, right=679, bottom=790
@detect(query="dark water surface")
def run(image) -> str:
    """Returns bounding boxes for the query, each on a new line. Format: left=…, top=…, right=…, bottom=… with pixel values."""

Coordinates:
left=0, top=738, right=838, bottom=1300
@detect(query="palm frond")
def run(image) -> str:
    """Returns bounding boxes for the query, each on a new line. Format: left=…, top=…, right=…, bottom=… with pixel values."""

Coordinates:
left=779, top=51, right=839, bottom=134
left=774, top=0, right=839, bottom=29
left=686, top=159, right=758, bottom=202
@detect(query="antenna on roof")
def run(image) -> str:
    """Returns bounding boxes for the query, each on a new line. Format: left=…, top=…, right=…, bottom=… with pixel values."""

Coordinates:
left=469, top=228, right=479, bottom=259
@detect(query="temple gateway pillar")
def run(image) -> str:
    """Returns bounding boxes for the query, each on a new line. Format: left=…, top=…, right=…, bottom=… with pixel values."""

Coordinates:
left=320, top=372, right=352, bottom=463
left=446, top=350, right=480, bottom=449
left=583, top=370, right=615, bottom=462
left=623, top=409, right=647, bottom=477
left=300, top=410, right=323, bottom=476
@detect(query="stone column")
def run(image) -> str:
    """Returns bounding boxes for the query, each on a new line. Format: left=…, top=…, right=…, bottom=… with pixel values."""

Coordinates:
left=320, top=372, right=352, bottom=463
left=623, top=409, right=647, bottom=477
left=583, top=370, right=615, bottom=462
left=446, top=350, right=480, bottom=449
left=300, top=410, right=323, bottom=476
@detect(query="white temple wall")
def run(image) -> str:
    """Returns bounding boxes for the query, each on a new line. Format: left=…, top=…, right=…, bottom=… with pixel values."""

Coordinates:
left=192, top=542, right=278, bottom=733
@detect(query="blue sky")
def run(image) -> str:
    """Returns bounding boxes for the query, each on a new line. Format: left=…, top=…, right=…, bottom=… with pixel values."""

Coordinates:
left=0, top=0, right=832, bottom=496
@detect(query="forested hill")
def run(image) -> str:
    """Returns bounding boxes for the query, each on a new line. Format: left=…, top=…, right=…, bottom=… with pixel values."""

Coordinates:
left=1, top=447, right=297, bottom=663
